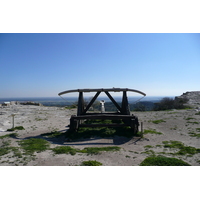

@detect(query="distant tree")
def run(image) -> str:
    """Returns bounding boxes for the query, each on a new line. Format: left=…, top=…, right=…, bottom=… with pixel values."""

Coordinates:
left=153, top=97, right=174, bottom=110
left=133, top=102, right=146, bottom=111
left=153, top=97, right=189, bottom=111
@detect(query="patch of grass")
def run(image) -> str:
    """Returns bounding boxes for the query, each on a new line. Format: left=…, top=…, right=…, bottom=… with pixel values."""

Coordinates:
left=35, top=118, right=48, bottom=121
left=18, top=138, right=50, bottom=155
left=0, top=147, right=10, bottom=156
left=195, top=112, right=200, bottom=115
left=141, top=149, right=155, bottom=156
left=151, top=119, right=166, bottom=124
left=167, top=112, right=179, bottom=114
left=52, top=146, right=121, bottom=155
left=41, top=131, right=65, bottom=138
left=188, top=132, right=200, bottom=138
left=162, top=140, right=182, bottom=148
left=186, top=121, right=199, bottom=124
left=81, top=160, right=102, bottom=166
left=52, top=146, right=77, bottom=155
left=144, top=145, right=153, bottom=148
left=7, top=126, right=25, bottom=131
left=66, top=125, right=137, bottom=141
left=156, top=145, right=162, bottom=148
left=0, top=133, right=19, bottom=139
left=144, top=129, right=162, bottom=135
left=11, top=147, right=23, bottom=158
left=80, top=146, right=121, bottom=155
left=185, top=117, right=195, bottom=120
left=162, top=140, right=200, bottom=156
left=1, top=140, right=11, bottom=147
left=140, top=156, right=190, bottom=166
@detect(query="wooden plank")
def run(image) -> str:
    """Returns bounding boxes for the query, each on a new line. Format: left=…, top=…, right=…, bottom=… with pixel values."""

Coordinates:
left=71, top=114, right=136, bottom=120
left=79, top=123, right=126, bottom=127
left=84, top=112, right=120, bottom=115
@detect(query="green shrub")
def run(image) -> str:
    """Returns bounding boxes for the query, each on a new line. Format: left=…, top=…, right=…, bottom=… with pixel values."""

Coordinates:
left=7, top=126, right=25, bottom=131
left=82, top=160, right=103, bottom=166
left=0, top=133, right=18, bottom=139
left=162, top=140, right=200, bottom=156
left=153, top=97, right=188, bottom=111
left=140, top=156, right=190, bottom=166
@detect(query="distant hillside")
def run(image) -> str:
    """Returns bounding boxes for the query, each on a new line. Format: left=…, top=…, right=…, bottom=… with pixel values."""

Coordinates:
left=175, top=91, right=200, bottom=108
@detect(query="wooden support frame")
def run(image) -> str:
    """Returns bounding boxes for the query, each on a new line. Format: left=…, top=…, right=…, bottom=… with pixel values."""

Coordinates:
left=104, top=91, right=123, bottom=113
left=58, top=88, right=146, bottom=133
left=77, top=90, right=131, bottom=116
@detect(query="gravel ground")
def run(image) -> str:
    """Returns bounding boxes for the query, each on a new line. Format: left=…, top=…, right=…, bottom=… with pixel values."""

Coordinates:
left=0, top=105, right=200, bottom=166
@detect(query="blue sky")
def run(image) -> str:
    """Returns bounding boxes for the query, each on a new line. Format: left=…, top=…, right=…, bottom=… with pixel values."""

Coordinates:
left=0, top=33, right=200, bottom=98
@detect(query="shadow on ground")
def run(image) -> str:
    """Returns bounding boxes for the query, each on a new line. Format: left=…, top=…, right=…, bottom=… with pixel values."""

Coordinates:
left=18, top=128, right=137, bottom=146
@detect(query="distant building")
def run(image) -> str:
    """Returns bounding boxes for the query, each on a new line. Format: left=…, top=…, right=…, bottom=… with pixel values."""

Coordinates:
left=2, top=102, right=11, bottom=106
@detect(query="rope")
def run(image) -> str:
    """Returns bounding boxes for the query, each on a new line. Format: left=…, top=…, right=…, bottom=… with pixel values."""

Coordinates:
left=131, top=95, right=145, bottom=104
left=58, top=95, right=76, bottom=106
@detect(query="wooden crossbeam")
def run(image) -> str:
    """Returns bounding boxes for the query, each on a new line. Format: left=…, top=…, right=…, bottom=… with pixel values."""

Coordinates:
left=104, top=91, right=123, bottom=113
left=71, top=114, right=136, bottom=120
left=79, top=124, right=126, bottom=128
left=82, top=91, right=101, bottom=115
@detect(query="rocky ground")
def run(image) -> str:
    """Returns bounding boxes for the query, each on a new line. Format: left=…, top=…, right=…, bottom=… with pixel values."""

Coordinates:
left=0, top=104, right=200, bottom=166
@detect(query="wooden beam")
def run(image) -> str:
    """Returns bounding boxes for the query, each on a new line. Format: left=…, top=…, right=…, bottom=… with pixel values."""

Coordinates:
left=71, top=114, right=135, bottom=120
left=121, top=91, right=130, bottom=115
left=79, top=124, right=126, bottom=128
left=77, top=92, right=85, bottom=116
left=82, top=91, right=101, bottom=115
left=104, top=91, right=123, bottom=113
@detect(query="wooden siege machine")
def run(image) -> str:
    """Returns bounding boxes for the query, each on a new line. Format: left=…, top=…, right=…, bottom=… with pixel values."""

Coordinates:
left=58, top=88, right=146, bottom=133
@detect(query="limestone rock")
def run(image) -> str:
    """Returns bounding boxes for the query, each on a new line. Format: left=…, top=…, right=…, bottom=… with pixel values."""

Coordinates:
left=175, top=91, right=200, bottom=108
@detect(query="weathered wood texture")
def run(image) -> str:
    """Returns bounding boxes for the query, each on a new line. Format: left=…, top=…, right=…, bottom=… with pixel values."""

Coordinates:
left=69, top=114, right=139, bottom=133
left=59, top=88, right=145, bottom=133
